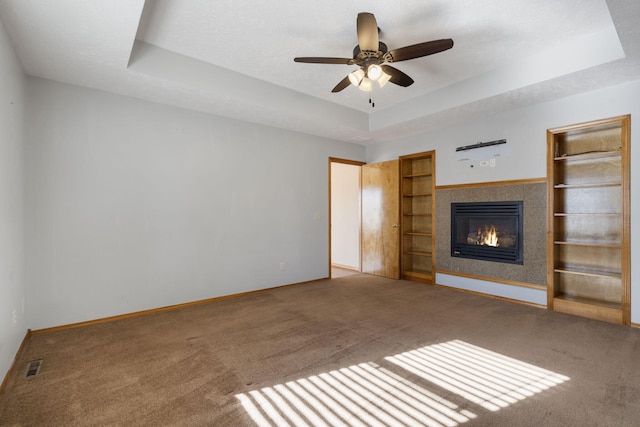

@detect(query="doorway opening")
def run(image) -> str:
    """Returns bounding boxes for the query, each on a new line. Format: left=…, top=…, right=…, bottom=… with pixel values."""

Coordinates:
left=329, top=158, right=364, bottom=278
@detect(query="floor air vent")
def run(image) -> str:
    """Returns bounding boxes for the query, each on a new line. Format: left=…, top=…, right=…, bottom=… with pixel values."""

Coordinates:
left=25, top=359, right=43, bottom=378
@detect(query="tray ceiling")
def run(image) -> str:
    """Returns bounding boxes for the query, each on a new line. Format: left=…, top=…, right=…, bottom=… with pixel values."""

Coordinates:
left=1, top=0, right=638, bottom=143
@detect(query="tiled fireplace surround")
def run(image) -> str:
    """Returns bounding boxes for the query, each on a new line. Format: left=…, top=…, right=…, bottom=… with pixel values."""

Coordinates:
left=435, top=181, right=547, bottom=287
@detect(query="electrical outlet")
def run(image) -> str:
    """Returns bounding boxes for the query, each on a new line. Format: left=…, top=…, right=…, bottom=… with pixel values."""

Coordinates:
left=490, top=158, right=496, bottom=167
left=314, top=212, right=321, bottom=221
left=280, top=262, right=285, bottom=271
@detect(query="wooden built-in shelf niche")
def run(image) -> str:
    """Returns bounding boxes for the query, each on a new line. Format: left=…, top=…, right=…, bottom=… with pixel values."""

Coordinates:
left=547, top=115, right=630, bottom=325
left=400, top=151, right=435, bottom=284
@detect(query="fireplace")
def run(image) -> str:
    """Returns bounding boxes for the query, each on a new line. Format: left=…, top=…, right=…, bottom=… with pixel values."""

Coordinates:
left=451, top=201, right=523, bottom=264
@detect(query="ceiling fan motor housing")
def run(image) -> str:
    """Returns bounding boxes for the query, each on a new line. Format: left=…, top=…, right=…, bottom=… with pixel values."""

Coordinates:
left=352, top=42, right=388, bottom=60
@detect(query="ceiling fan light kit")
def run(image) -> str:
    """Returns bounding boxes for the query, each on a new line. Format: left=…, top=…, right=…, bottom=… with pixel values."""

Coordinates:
left=377, top=71, right=392, bottom=88
left=358, top=78, right=373, bottom=92
left=348, top=68, right=365, bottom=86
left=367, top=64, right=383, bottom=80
left=348, top=65, right=390, bottom=92
left=294, top=12, right=454, bottom=104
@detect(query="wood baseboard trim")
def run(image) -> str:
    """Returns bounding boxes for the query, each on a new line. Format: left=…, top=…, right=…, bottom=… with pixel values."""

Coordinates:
left=0, top=329, right=32, bottom=399
left=435, top=177, right=546, bottom=190
left=31, top=278, right=328, bottom=335
left=436, top=269, right=546, bottom=291
left=433, top=282, right=546, bottom=309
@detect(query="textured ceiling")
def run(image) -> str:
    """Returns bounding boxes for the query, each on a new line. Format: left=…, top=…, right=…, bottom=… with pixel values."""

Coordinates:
left=1, top=0, right=638, bottom=144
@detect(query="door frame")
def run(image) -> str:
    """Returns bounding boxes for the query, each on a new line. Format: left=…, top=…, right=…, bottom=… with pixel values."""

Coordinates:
left=328, top=157, right=366, bottom=278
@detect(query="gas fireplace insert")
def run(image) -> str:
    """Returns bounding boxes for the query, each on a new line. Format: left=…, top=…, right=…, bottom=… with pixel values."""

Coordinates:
left=451, top=201, right=523, bottom=264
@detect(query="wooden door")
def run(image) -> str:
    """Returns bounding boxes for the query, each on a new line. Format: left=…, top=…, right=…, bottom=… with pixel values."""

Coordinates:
left=361, top=160, right=400, bottom=279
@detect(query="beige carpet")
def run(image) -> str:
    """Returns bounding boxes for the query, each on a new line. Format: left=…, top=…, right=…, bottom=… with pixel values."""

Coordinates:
left=2, top=274, right=640, bottom=426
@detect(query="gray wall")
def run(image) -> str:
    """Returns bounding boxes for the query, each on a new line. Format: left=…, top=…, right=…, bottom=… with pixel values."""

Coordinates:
left=0, top=18, right=26, bottom=383
left=366, top=80, right=640, bottom=322
left=24, top=78, right=365, bottom=330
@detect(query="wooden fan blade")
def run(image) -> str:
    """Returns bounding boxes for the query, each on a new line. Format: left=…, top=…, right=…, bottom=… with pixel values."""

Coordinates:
left=387, top=38, right=453, bottom=62
left=357, top=12, right=379, bottom=52
left=294, top=57, right=353, bottom=64
left=381, top=65, right=414, bottom=87
left=331, top=76, right=352, bottom=92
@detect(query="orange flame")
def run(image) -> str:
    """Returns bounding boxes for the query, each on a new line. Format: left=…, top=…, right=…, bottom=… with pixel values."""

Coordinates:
left=478, top=225, right=499, bottom=247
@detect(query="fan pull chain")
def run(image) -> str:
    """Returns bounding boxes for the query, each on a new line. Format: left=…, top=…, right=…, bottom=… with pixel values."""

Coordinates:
left=369, top=91, right=375, bottom=108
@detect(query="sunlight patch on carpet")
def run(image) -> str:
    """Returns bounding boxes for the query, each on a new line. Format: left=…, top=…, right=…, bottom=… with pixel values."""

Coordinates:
left=386, top=340, right=570, bottom=412
left=236, top=340, right=569, bottom=426
left=236, top=361, right=475, bottom=426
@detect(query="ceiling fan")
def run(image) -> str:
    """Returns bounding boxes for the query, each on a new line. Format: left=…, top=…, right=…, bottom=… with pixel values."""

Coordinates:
left=294, top=12, right=454, bottom=94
